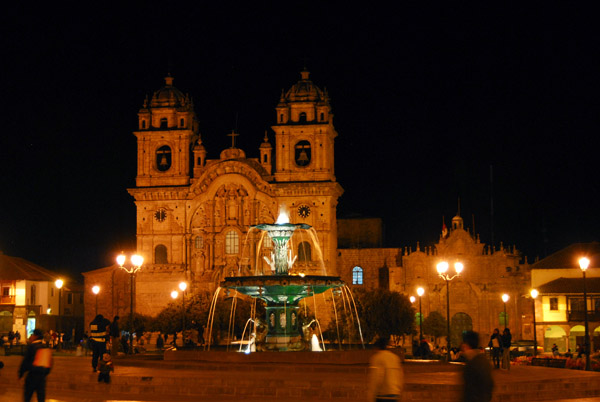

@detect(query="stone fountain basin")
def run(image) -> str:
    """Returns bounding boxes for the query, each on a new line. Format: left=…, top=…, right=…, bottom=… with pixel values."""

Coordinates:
left=221, top=275, right=344, bottom=304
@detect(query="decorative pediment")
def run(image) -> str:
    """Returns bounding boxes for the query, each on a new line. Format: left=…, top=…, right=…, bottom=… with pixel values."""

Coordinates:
left=191, top=160, right=272, bottom=197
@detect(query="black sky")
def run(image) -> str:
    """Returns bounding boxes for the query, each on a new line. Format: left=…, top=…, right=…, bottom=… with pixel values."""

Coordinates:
left=1, top=4, right=598, bottom=278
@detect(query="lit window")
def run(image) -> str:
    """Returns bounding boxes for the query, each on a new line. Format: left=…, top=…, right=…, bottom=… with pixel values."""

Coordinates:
left=499, top=312, right=508, bottom=327
left=225, top=231, right=239, bottom=254
left=155, top=244, right=168, bottom=264
left=195, top=236, right=204, bottom=249
left=352, top=266, right=363, bottom=285
left=298, top=242, right=311, bottom=262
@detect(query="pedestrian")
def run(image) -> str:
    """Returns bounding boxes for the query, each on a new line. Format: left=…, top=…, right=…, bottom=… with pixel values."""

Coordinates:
left=89, top=314, right=110, bottom=372
left=18, top=328, right=53, bottom=402
left=552, top=343, right=559, bottom=356
left=15, top=330, right=21, bottom=344
left=461, top=331, right=494, bottom=402
left=488, top=328, right=502, bottom=369
left=110, top=316, right=120, bottom=356
left=8, top=330, right=14, bottom=346
left=156, top=333, right=164, bottom=350
left=97, top=353, right=114, bottom=384
left=501, top=328, right=512, bottom=370
left=367, top=336, right=403, bottom=402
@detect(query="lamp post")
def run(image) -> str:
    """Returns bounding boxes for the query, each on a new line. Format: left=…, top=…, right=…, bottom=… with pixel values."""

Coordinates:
left=579, top=257, right=591, bottom=371
left=501, top=293, right=509, bottom=330
left=530, top=289, right=538, bottom=357
left=417, top=287, right=425, bottom=343
left=55, top=279, right=63, bottom=351
left=437, top=261, right=463, bottom=361
left=117, top=253, right=144, bottom=354
left=92, top=286, right=100, bottom=316
left=179, top=282, right=187, bottom=335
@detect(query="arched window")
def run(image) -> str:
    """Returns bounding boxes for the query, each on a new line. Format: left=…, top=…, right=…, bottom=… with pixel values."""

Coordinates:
left=225, top=231, right=239, bottom=254
left=195, top=236, right=204, bottom=249
left=141, top=120, right=146, bottom=129
left=299, top=112, right=307, bottom=122
left=160, top=118, right=168, bottom=128
left=298, top=242, right=311, bottom=262
left=294, top=140, right=311, bottom=166
left=352, top=266, right=363, bottom=285
left=180, top=118, right=185, bottom=127
left=155, top=245, right=168, bottom=264
left=320, top=112, right=324, bottom=121
left=280, top=114, right=284, bottom=123
left=156, top=146, right=172, bottom=171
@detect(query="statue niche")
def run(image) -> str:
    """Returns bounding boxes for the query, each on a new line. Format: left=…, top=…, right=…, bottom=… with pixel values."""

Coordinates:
left=215, top=184, right=248, bottom=225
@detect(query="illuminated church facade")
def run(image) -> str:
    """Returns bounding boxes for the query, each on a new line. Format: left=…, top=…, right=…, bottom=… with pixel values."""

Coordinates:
left=91, top=71, right=343, bottom=316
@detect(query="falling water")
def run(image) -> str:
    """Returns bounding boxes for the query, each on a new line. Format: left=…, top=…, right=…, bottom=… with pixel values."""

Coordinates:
left=343, top=285, right=365, bottom=349
left=205, top=286, right=222, bottom=351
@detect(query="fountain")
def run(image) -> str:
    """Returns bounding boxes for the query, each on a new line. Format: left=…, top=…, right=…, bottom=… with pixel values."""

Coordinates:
left=220, top=217, right=344, bottom=351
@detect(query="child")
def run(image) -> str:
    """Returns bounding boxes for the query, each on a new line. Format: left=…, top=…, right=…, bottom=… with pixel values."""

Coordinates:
left=98, top=353, right=114, bottom=384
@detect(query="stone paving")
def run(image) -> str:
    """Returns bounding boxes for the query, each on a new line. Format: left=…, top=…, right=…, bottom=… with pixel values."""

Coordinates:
left=1, top=354, right=600, bottom=401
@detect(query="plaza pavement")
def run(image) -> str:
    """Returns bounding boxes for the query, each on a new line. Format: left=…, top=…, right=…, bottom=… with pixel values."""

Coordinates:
left=1, top=353, right=600, bottom=401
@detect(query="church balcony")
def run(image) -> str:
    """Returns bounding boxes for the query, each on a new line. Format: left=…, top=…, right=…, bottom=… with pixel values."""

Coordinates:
left=144, top=263, right=186, bottom=273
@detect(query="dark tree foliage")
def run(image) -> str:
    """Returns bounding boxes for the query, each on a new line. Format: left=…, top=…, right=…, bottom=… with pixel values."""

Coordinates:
left=327, top=288, right=415, bottom=344
left=422, top=310, right=447, bottom=342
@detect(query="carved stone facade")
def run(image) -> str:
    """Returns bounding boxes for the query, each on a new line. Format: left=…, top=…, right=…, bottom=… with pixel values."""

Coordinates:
left=85, top=71, right=343, bottom=317
left=338, top=215, right=530, bottom=345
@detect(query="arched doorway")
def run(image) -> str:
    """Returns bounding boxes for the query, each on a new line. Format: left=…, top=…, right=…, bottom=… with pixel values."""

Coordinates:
left=544, top=325, right=567, bottom=352
left=451, top=312, right=472, bottom=349
left=0, top=310, right=12, bottom=333
left=569, top=325, right=585, bottom=354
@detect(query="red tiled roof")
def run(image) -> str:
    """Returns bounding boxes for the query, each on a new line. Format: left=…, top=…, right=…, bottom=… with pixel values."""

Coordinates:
left=538, top=277, right=600, bottom=294
left=0, top=252, right=61, bottom=281
left=531, top=242, right=600, bottom=269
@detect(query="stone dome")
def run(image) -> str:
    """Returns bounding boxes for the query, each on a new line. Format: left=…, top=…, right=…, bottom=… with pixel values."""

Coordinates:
left=283, top=69, right=329, bottom=103
left=150, top=75, right=189, bottom=108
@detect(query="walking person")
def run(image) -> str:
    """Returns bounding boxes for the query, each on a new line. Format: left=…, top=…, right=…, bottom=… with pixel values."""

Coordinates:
left=461, top=331, right=494, bottom=402
left=488, top=328, right=502, bottom=369
left=89, top=314, right=110, bottom=372
left=367, top=336, right=403, bottom=402
left=110, top=316, right=120, bottom=356
left=18, top=329, right=53, bottom=402
left=501, top=328, right=512, bottom=370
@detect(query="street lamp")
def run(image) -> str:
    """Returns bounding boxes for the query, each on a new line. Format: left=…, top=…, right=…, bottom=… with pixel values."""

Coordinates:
left=530, top=289, right=538, bottom=357
left=437, top=261, right=463, bottom=361
left=117, top=253, right=144, bottom=354
left=579, top=257, right=591, bottom=371
left=501, top=293, right=509, bottom=330
left=92, top=286, right=100, bottom=316
left=55, top=279, right=63, bottom=350
left=179, top=282, right=187, bottom=336
left=417, top=287, right=425, bottom=343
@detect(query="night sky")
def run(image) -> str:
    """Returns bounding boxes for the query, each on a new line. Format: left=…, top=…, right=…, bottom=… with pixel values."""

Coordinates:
left=2, top=4, right=598, bottom=279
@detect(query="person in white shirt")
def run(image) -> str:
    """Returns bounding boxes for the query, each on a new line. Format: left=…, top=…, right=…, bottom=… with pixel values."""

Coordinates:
left=367, top=336, right=403, bottom=402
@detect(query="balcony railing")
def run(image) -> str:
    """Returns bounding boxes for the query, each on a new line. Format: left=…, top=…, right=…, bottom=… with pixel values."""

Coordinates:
left=568, top=310, right=600, bottom=322
left=0, top=295, right=16, bottom=304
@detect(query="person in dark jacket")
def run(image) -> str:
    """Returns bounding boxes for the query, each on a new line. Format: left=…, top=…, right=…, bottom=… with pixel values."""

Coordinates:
left=501, top=328, right=512, bottom=370
left=18, top=328, right=53, bottom=402
left=488, top=328, right=502, bottom=369
left=462, top=331, right=494, bottom=402
left=89, top=314, right=110, bottom=372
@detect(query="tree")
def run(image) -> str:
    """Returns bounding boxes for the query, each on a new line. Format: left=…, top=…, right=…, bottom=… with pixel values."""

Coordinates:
left=327, top=288, right=415, bottom=345
left=422, top=311, right=447, bottom=345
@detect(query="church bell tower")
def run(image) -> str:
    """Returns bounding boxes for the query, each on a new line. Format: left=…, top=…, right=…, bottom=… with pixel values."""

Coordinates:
left=134, top=75, right=199, bottom=187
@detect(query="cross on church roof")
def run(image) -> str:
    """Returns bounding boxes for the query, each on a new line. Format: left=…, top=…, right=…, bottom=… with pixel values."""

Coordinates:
left=227, top=130, right=239, bottom=148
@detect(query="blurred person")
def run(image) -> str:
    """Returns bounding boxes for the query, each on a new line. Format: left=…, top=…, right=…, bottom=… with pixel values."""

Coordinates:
left=89, top=314, right=110, bottom=372
left=18, top=329, right=53, bottom=402
left=488, top=328, right=502, bottom=369
left=461, top=331, right=494, bottom=402
left=501, top=328, right=511, bottom=370
left=97, top=353, right=114, bottom=384
left=367, top=336, right=403, bottom=402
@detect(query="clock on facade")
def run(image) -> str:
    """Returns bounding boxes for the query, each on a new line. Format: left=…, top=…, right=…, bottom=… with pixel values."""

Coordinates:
left=297, top=205, right=311, bottom=218
left=154, top=208, right=167, bottom=222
